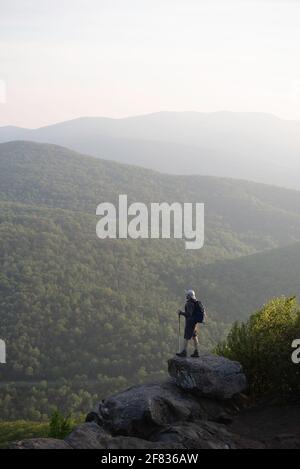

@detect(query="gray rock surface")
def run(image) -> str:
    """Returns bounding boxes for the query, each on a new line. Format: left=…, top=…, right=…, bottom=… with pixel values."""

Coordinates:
left=149, top=420, right=255, bottom=450
left=168, top=354, right=247, bottom=399
left=86, top=380, right=238, bottom=439
left=65, top=422, right=184, bottom=449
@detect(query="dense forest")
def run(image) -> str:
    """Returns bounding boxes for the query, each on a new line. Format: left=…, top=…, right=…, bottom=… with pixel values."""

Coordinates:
left=1, top=141, right=300, bottom=419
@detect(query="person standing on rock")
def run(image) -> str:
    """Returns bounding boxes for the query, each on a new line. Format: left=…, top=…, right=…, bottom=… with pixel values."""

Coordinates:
left=176, top=289, right=206, bottom=358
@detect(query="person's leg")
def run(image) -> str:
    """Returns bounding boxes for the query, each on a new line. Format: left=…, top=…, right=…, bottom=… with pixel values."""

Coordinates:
left=176, top=338, right=188, bottom=356
left=191, top=326, right=199, bottom=357
left=176, top=319, right=191, bottom=357
left=193, top=335, right=199, bottom=350
left=183, top=339, right=189, bottom=351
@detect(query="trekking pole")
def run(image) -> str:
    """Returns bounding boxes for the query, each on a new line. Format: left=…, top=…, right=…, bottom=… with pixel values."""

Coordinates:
left=178, top=313, right=181, bottom=353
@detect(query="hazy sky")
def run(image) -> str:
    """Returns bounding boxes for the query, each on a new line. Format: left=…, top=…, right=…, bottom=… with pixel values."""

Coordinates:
left=1, top=0, right=300, bottom=127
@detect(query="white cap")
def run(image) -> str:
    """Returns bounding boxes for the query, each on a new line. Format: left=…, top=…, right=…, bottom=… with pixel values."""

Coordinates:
left=186, top=289, right=196, bottom=300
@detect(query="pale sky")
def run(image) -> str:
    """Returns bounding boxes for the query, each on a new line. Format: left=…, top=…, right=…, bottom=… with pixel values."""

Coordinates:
left=1, top=0, right=300, bottom=127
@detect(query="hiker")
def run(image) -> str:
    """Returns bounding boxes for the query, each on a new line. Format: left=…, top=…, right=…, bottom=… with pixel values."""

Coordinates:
left=176, top=289, right=206, bottom=358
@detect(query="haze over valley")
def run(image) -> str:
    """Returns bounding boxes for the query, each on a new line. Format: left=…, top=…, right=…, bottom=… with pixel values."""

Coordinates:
left=1, top=111, right=300, bottom=190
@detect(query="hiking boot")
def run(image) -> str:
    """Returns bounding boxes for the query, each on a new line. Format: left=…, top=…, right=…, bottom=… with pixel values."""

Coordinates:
left=176, top=350, right=187, bottom=358
left=191, top=350, right=199, bottom=358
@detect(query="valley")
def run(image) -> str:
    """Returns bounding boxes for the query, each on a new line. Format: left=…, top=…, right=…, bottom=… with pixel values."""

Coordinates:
left=1, top=141, right=300, bottom=419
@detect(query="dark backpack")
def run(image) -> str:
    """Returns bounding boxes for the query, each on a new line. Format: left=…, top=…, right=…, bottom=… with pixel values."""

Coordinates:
left=193, top=300, right=205, bottom=323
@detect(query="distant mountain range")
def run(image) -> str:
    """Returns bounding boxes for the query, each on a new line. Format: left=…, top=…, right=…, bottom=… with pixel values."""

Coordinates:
left=1, top=111, right=300, bottom=190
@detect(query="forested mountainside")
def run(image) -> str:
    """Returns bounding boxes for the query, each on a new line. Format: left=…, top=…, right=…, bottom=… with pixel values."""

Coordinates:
left=1, top=140, right=300, bottom=420
left=189, top=242, right=300, bottom=323
left=2, top=141, right=300, bottom=249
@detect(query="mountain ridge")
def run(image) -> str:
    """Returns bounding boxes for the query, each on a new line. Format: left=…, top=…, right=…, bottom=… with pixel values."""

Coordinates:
left=1, top=111, right=300, bottom=189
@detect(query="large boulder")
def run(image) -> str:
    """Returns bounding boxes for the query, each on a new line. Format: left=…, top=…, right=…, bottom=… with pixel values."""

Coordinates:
left=65, top=422, right=184, bottom=449
left=168, top=354, right=247, bottom=399
left=86, top=380, right=239, bottom=439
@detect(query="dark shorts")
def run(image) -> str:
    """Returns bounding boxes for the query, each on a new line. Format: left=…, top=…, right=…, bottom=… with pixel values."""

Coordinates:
left=184, top=319, right=198, bottom=340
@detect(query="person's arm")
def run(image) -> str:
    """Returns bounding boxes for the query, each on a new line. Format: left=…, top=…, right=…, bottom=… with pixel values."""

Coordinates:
left=177, top=309, right=187, bottom=317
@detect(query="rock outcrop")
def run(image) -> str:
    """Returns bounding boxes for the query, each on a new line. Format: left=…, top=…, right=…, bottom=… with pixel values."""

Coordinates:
left=12, top=353, right=252, bottom=450
left=86, top=381, right=239, bottom=439
left=168, top=354, right=247, bottom=399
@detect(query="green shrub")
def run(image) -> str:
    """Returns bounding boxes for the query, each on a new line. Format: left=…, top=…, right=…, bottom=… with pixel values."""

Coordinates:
left=216, top=296, right=300, bottom=397
left=49, top=410, right=73, bottom=439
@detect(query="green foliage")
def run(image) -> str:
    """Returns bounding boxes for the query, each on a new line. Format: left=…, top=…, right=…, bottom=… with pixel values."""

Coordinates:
left=0, top=421, right=49, bottom=448
left=0, top=417, right=79, bottom=448
left=49, top=410, right=73, bottom=439
left=216, top=297, right=300, bottom=397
